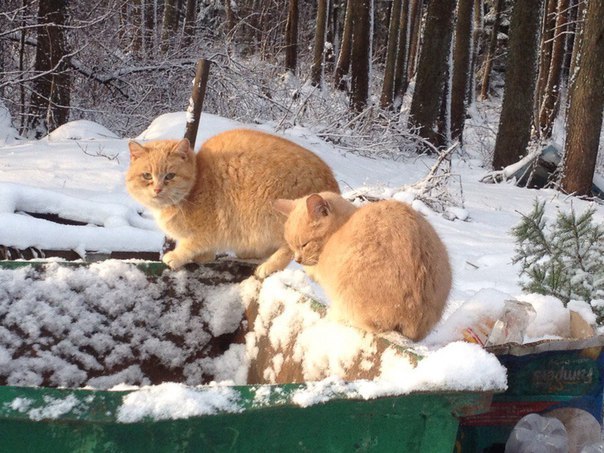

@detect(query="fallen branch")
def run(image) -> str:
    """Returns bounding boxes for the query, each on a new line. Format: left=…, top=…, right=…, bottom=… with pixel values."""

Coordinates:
left=405, top=142, right=465, bottom=214
left=480, top=150, right=541, bottom=184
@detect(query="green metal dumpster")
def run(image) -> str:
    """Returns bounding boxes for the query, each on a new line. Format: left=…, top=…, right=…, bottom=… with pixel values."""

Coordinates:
left=0, top=260, right=495, bottom=452
left=0, top=384, right=493, bottom=453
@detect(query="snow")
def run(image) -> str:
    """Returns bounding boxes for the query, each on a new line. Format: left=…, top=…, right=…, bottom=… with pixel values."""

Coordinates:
left=8, top=394, right=85, bottom=421
left=47, top=120, right=119, bottom=141
left=521, top=294, right=571, bottom=341
left=291, top=342, right=507, bottom=407
left=135, top=112, right=239, bottom=144
left=0, top=261, right=248, bottom=388
left=0, top=182, right=161, bottom=254
left=27, top=395, right=81, bottom=421
left=116, top=382, right=243, bottom=423
left=0, top=102, right=19, bottom=145
left=1, top=110, right=603, bottom=419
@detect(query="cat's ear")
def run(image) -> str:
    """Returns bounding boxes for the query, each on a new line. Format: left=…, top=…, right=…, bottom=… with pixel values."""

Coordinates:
left=273, top=199, right=295, bottom=216
left=128, top=141, right=147, bottom=162
left=171, top=138, right=192, bottom=160
left=306, top=194, right=330, bottom=219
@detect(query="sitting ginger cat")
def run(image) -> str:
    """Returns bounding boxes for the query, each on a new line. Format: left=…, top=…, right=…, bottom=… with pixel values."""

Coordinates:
left=275, top=192, right=451, bottom=341
left=126, top=129, right=339, bottom=278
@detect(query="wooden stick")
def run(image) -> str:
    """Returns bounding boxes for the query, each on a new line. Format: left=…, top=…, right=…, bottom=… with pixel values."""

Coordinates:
left=164, top=59, right=212, bottom=257
left=184, top=58, right=211, bottom=150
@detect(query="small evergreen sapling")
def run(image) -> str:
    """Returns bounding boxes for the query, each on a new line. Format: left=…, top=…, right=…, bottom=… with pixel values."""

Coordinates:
left=512, top=201, right=604, bottom=322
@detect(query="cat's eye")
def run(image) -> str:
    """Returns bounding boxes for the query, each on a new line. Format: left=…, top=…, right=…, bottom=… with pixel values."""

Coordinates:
left=165, top=173, right=176, bottom=181
left=301, top=241, right=310, bottom=249
left=142, top=173, right=152, bottom=181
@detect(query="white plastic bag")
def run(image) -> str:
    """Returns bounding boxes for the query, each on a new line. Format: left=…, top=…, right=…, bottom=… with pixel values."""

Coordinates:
left=582, top=442, right=604, bottom=453
left=505, top=413, right=569, bottom=453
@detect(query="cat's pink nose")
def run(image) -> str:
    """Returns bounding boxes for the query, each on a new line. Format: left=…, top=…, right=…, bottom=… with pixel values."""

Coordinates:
left=294, top=254, right=302, bottom=263
left=154, top=186, right=162, bottom=194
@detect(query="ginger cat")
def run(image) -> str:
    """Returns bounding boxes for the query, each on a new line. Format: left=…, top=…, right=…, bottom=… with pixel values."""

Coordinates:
left=274, top=192, right=451, bottom=341
left=126, top=129, right=339, bottom=277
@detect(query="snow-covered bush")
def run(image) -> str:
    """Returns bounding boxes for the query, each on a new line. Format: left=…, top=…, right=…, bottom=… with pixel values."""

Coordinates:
left=512, top=201, right=604, bottom=321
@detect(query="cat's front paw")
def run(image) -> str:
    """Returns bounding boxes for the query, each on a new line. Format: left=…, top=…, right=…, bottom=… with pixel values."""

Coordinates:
left=162, top=251, right=188, bottom=269
left=254, top=262, right=273, bottom=279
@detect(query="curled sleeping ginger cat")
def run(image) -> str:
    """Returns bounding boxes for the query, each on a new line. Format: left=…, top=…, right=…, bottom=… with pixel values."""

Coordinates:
left=274, top=192, right=452, bottom=341
left=126, top=129, right=339, bottom=277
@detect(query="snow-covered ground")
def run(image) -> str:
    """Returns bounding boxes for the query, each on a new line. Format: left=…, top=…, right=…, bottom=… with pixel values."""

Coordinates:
left=1, top=110, right=603, bottom=420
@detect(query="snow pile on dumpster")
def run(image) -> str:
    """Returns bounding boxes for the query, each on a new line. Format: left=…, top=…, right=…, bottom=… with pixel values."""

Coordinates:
left=0, top=259, right=508, bottom=399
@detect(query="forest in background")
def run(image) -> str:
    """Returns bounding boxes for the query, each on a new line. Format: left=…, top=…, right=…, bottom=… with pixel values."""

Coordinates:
left=1, top=0, right=603, bottom=198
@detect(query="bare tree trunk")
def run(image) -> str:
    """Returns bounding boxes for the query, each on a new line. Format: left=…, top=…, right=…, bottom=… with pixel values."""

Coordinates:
left=285, top=0, right=299, bottom=72
left=407, top=0, right=457, bottom=150
left=569, top=0, right=586, bottom=78
left=561, top=0, right=579, bottom=81
left=131, top=0, right=143, bottom=54
left=393, top=0, right=409, bottom=103
left=118, top=1, right=128, bottom=46
left=478, top=0, right=503, bottom=100
left=161, top=0, right=179, bottom=52
left=349, top=0, right=371, bottom=111
left=538, top=0, right=569, bottom=137
left=380, top=0, right=402, bottom=109
left=182, top=0, right=198, bottom=46
left=331, top=0, right=342, bottom=48
left=561, top=0, right=604, bottom=196
left=451, top=0, right=474, bottom=141
left=257, top=0, right=273, bottom=58
left=334, top=0, right=353, bottom=90
left=18, top=0, right=29, bottom=132
left=311, top=0, right=328, bottom=86
left=142, top=0, right=155, bottom=55
left=437, top=45, right=453, bottom=145
left=324, top=0, right=336, bottom=69
left=26, top=0, right=71, bottom=138
left=469, top=0, right=483, bottom=104
left=534, top=0, right=557, bottom=132
left=247, top=0, right=262, bottom=48
left=224, top=0, right=235, bottom=35
left=492, top=0, right=544, bottom=170
left=406, top=0, right=422, bottom=80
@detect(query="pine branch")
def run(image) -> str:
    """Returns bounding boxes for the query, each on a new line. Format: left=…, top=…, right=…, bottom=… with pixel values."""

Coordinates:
left=512, top=199, right=604, bottom=307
